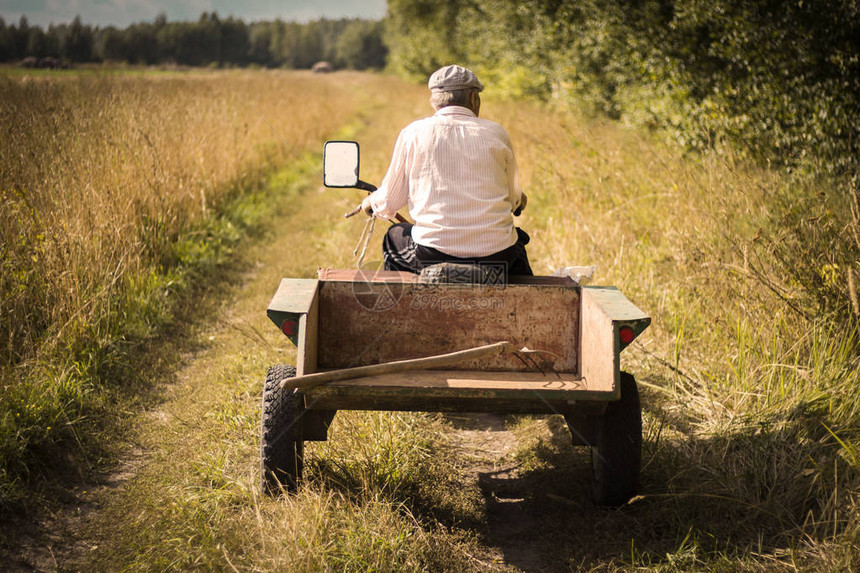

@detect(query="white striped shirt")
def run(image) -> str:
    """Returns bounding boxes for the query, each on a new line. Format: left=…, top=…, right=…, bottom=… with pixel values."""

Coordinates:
left=369, top=106, right=522, bottom=258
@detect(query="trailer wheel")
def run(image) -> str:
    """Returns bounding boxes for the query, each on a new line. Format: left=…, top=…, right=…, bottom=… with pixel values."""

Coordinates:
left=260, top=364, right=304, bottom=495
left=591, top=371, right=641, bottom=506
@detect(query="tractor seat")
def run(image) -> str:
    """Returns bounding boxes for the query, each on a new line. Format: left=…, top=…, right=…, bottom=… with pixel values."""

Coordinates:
left=417, top=262, right=506, bottom=286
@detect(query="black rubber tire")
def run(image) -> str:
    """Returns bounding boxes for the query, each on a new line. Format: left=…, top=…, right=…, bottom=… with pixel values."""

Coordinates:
left=260, top=364, right=304, bottom=495
left=591, top=371, right=642, bottom=506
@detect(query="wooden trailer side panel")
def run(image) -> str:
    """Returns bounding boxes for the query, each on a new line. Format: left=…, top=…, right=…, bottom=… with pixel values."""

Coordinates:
left=268, top=278, right=650, bottom=398
left=316, top=281, right=580, bottom=373
left=579, top=286, right=650, bottom=396
left=579, top=288, right=617, bottom=394
left=266, top=278, right=320, bottom=376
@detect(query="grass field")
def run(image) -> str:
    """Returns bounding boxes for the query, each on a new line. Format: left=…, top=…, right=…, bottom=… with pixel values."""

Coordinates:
left=1, top=69, right=858, bottom=571
left=0, top=69, right=388, bottom=509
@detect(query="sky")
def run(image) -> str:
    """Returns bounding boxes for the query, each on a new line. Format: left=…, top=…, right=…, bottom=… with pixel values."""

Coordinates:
left=0, top=0, right=387, bottom=27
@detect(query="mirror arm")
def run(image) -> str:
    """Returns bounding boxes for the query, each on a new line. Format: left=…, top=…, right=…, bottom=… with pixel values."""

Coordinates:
left=355, top=180, right=377, bottom=193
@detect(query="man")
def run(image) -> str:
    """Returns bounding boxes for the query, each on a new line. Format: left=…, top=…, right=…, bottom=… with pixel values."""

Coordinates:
left=361, top=64, right=533, bottom=277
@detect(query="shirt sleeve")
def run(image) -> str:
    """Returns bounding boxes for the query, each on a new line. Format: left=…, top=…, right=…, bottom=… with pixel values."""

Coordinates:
left=505, top=134, right=523, bottom=209
left=369, top=128, right=411, bottom=220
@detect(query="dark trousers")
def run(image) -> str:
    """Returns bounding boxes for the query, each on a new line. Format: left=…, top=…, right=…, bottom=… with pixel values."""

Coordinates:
left=382, top=223, right=533, bottom=276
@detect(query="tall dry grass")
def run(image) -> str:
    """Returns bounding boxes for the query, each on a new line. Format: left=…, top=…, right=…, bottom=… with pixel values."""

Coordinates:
left=1, top=71, right=364, bottom=367
left=0, top=70, right=387, bottom=508
left=2, top=70, right=858, bottom=569
left=86, top=88, right=860, bottom=570
left=484, top=97, right=860, bottom=567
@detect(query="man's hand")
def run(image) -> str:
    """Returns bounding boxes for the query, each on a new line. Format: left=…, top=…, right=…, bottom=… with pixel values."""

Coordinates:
left=513, top=192, right=528, bottom=216
left=344, top=196, right=375, bottom=219
left=361, top=195, right=375, bottom=217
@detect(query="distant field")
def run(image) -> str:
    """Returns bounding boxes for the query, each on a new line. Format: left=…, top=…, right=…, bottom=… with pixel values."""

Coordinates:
left=1, top=69, right=858, bottom=571
left=0, top=62, right=206, bottom=77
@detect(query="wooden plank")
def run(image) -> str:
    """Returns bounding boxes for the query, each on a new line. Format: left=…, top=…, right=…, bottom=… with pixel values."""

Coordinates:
left=314, top=369, right=584, bottom=390
left=284, top=342, right=514, bottom=389
left=305, top=394, right=583, bottom=414
left=302, top=369, right=612, bottom=412
left=316, top=281, right=580, bottom=372
left=580, top=286, right=649, bottom=322
left=267, top=278, right=319, bottom=314
left=296, top=290, right=319, bottom=377
left=579, top=288, right=618, bottom=394
left=317, top=268, right=576, bottom=286
left=318, top=268, right=417, bottom=283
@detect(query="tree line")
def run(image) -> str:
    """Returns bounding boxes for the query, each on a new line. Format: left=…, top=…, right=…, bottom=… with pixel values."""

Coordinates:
left=387, top=0, right=858, bottom=177
left=0, top=12, right=386, bottom=70
left=3, top=2, right=856, bottom=175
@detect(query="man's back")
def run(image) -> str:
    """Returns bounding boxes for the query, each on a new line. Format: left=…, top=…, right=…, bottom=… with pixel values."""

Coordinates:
left=364, top=64, right=532, bottom=276
left=374, top=106, right=521, bottom=257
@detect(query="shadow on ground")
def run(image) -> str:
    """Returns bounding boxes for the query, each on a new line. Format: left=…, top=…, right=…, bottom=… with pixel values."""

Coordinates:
left=302, top=374, right=855, bottom=572
left=460, top=384, right=855, bottom=572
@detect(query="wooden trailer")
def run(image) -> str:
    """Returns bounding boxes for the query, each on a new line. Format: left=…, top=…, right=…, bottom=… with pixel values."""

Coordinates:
left=261, top=267, right=649, bottom=506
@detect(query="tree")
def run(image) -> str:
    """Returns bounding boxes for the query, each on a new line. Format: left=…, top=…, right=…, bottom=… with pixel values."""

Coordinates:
left=0, top=17, right=12, bottom=61
left=26, top=26, right=49, bottom=58
left=385, top=0, right=466, bottom=79
left=0, top=12, right=393, bottom=74
left=220, top=17, right=249, bottom=65
left=63, top=15, right=94, bottom=62
left=336, top=19, right=386, bottom=70
left=97, top=26, right=125, bottom=62
left=196, top=11, right=222, bottom=65
left=12, top=16, right=30, bottom=59
left=247, top=22, right=273, bottom=66
left=293, top=19, right=325, bottom=68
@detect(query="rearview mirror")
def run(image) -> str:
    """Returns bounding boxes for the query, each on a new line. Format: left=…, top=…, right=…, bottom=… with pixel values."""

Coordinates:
left=323, top=141, right=360, bottom=188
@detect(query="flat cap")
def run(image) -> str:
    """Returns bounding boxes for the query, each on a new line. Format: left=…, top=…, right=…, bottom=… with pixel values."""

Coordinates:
left=428, top=65, right=484, bottom=93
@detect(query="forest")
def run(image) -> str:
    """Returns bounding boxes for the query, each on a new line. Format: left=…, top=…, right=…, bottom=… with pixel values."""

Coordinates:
left=0, top=12, right=387, bottom=70
left=387, top=0, right=859, bottom=176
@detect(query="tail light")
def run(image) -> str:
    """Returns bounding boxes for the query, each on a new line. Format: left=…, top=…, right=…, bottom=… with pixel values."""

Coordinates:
left=281, top=319, right=298, bottom=337
left=619, top=326, right=635, bottom=344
